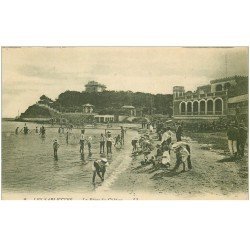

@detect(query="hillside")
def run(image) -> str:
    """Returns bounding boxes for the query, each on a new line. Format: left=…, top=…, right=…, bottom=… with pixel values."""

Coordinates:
left=52, top=90, right=173, bottom=115
left=21, top=90, right=173, bottom=119
left=21, top=104, right=52, bottom=118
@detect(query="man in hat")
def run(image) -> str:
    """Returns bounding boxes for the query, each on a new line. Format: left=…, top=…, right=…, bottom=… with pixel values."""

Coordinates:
left=92, top=158, right=109, bottom=183
left=237, top=123, right=247, bottom=157
left=227, top=122, right=238, bottom=158
left=106, top=131, right=114, bottom=154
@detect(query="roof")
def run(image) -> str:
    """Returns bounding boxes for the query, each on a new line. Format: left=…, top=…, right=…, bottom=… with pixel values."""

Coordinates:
left=83, top=103, right=94, bottom=107
left=94, top=115, right=114, bottom=118
left=227, top=94, right=248, bottom=104
left=210, top=75, right=247, bottom=84
left=85, top=81, right=106, bottom=88
left=122, top=105, right=135, bottom=109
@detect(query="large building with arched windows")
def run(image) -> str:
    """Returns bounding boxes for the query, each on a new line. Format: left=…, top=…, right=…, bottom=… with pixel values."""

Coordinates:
left=173, top=75, right=248, bottom=121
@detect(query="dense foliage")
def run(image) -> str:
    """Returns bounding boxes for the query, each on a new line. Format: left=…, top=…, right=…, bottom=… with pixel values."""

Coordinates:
left=227, top=77, right=248, bottom=98
left=20, top=105, right=51, bottom=118
left=51, top=90, right=173, bottom=116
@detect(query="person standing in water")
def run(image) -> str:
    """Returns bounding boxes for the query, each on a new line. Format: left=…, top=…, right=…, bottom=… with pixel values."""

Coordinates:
left=92, top=158, right=109, bottom=184
left=79, top=129, right=85, bottom=154
left=100, top=133, right=106, bottom=154
left=15, top=127, right=19, bottom=134
left=87, top=136, right=92, bottom=155
left=66, top=131, right=69, bottom=144
left=40, top=126, right=46, bottom=136
left=121, top=126, right=125, bottom=145
left=22, top=123, right=29, bottom=134
left=53, top=139, right=60, bottom=158
left=114, top=134, right=122, bottom=147
left=106, top=132, right=114, bottom=154
left=35, top=127, right=39, bottom=133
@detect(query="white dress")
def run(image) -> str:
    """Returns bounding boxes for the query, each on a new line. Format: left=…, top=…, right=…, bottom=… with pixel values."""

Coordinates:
left=162, top=150, right=171, bottom=165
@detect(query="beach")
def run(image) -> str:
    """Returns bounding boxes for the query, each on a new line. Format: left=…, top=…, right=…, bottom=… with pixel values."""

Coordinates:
left=111, top=134, right=248, bottom=199
left=2, top=121, right=248, bottom=200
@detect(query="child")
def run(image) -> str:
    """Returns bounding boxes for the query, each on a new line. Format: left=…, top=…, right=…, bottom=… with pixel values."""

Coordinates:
left=53, top=139, right=60, bottom=158
left=131, top=137, right=138, bottom=153
left=79, top=129, right=85, bottom=154
left=154, top=144, right=163, bottom=166
left=172, top=141, right=192, bottom=171
left=115, top=134, right=122, bottom=147
left=161, top=143, right=171, bottom=168
left=66, top=131, right=69, bottom=144
left=100, top=133, right=106, bottom=154
left=87, top=136, right=92, bottom=155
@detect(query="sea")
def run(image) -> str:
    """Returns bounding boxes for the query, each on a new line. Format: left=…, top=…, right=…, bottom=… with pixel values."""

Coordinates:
left=1, top=121, right=137, bottom=196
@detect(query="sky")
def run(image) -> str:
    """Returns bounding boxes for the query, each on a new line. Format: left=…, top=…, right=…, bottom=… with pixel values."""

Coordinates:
left=2, top=47, right=248, bottom=117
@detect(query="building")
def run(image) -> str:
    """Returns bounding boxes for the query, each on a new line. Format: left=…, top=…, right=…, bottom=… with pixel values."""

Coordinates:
left=94, top=115, right=115, bottom=123
left=173, top=75, right=248, bottom=121
left=82, top=103, right=94, bottom=114
left=85, top=81, right=107, bottom=93
left=121, top=105, right=137, bottom=116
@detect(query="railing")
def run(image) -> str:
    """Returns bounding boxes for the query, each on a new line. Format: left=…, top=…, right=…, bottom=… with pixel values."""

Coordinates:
left=174, top=90, right=228, bottom=100
left=215, top=90, right=227, bottom=96
left=178, top=111, right=226, bottom=116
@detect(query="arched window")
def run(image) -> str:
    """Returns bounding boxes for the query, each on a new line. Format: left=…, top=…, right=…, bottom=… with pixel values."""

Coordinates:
left=180, top=102, right=186, bottom=115
left=207, top=100, right=213, bottom=114
left=215, top=99, right=223, bottom=115
left=187, top=102, right=192, bottom=115
left=200, top=100, right=205, bottom=114
left=193, top=101, right=198, bottom=115
left=215, top=84, right=222, bottom=92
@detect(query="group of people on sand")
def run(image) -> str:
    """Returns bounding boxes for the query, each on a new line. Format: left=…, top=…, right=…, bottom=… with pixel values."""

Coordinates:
left=131, top=122, right=192, bottom=172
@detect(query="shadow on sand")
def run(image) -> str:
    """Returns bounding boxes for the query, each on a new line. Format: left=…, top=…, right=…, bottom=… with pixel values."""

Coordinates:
left=217, top=157, right=236, bottom=163
left=150, top=169, right=186, bottom=180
